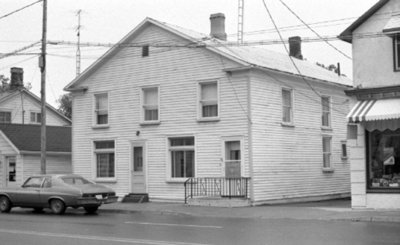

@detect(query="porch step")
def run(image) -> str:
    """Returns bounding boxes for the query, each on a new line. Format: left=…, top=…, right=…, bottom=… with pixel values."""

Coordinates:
left=122, top=193, right=149, bottom=203
left=186, top=197, right=250, bottom=207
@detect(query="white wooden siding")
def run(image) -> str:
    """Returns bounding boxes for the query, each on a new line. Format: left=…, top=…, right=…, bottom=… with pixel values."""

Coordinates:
left=71, top=24, right=249, bottom=199
left=21, top=154, right=72, bottom=182
left=250, top=69, right=350, bottom=203
left=0, top=92, right=69, bottom=126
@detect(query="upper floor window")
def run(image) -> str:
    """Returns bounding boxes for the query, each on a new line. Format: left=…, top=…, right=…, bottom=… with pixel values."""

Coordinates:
left=30, top=112, right=41, bottom=124
left=141, top=87, right=159, bottom=123
left=321, top=96, right=331, bottom=128
left=142, top=45, right=149, bottom=57
left=95, top=93, right=108, bottom=125
left=0, top=111, right=11, bottom=123
left=282, top=88, right=293, bottom=124
left=395, top=34, right=400, bottom=71
left=199, top=81, right=218, bottom=119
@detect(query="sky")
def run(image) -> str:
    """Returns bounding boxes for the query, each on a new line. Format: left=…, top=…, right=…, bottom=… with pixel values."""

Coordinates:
left=1, top=0, right=379, bottom=107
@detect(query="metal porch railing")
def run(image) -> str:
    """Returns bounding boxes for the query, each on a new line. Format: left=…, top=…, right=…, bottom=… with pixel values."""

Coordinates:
left=184, top=177, right=250, bottom=204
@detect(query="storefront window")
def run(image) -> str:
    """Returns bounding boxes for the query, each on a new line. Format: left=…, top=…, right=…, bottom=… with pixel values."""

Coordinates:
left=368, top=129, right=400, bottom=191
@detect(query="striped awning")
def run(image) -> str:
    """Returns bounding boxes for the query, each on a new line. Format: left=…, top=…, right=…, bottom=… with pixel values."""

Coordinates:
left=347, top=98, right=400, bottom=123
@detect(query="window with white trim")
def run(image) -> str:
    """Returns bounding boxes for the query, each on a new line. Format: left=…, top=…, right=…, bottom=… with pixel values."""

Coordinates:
left=322, top=136, right=332, bottom=169
left=169, top=137, right=195, bottom=178
left=321, top=96, right=331, bottom=127
left=199, top=82, right=218, bottom=119
left=142, top=87, right=159, bottom=122
left=395, top=34, right=400, bottom=71
left=282, top=88, right=293, bottom=124
left=341, top=140, right=348, bottom=159
left=30, top=112, right=41, bottom=124
left=0, top=111, right=11, bottom=123
left=94, top=93, right=108, bottom=125
left=94, top=140, right=115, bottom=178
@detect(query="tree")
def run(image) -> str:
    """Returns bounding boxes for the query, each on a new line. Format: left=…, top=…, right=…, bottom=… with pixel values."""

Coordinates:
left=57, top=93, right=72, bottom=119
left=0, top=74, right=10, bottom=92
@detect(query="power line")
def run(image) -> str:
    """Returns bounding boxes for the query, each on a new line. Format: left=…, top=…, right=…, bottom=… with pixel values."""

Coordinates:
left=0, top=41, right=41, bottom=60
left=276, top=0, right=352, bottom=60
left=0, top=0, right=43, bottom=21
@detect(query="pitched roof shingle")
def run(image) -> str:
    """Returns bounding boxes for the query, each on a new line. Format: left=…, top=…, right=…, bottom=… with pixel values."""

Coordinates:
left=0, top=124, right=71, bottom=153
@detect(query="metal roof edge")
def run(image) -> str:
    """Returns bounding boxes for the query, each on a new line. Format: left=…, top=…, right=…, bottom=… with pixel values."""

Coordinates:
left=338, top=0, right=390, bottom=43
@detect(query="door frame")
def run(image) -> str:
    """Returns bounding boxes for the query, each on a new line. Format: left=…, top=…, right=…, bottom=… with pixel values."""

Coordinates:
left=5, top=156, right=17, bottom=187
left=129, top=140, right=147, bottom=193
left=221, top=136, right=244, bottom=178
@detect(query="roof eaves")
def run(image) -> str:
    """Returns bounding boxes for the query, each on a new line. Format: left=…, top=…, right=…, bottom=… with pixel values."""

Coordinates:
left=251, top=65, right=353, bottom=88
left=64, top=17, right=154, bottom=91
left=0, top=130, right=20, bottom=154
left=24, top=89, right=72, bottom=124
left=338, top=0, right=389, bottom=43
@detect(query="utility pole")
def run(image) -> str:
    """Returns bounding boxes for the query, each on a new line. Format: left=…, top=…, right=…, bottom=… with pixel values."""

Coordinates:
left=76, top=9, right=81, bottom=77
left=39, top=0, right=47, bottom=174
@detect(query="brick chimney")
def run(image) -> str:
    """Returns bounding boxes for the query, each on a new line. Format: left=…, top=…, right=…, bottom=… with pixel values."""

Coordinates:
left=288, top=36, right=303, bottom=60
left=210, top=13, right=227, bottom=41
left=10, top=67, right=24, bottom=89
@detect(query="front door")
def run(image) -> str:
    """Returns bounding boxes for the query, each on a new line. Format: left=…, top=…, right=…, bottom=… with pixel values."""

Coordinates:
left=6, top=157, right=17, bottom=187
left=224, top=141, right=241, bottom=178
left=131, top=144, right=146, bottom=193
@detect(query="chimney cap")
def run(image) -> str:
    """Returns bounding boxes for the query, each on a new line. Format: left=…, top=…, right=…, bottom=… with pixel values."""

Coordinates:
left=210, top=13, right=225, bottom=19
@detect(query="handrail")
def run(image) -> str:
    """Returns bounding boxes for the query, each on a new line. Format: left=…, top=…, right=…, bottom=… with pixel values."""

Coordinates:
left=184, top=177, right=250, bottom=204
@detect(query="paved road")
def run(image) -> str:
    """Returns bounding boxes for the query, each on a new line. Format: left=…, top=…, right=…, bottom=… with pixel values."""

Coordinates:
left=1, top=208, right=400, bottom=245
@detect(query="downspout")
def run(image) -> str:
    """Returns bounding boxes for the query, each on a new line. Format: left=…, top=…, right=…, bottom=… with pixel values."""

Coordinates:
left=246, top=70, right=254, bottom=205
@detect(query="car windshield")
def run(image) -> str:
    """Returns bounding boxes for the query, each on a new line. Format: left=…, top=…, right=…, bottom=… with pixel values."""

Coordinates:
left=61, top=176, right=93, bottom=185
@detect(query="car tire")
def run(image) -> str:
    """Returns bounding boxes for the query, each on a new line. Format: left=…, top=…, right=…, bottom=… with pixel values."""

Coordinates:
left=50, top=199, right=66, bottom=215
left=0, top=196, right=12, bottom=213
left=84, top=206, right=99, bottom=214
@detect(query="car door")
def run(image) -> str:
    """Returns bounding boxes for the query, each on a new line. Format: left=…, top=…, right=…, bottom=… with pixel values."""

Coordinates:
left=12, top=177, right=44, bottom=207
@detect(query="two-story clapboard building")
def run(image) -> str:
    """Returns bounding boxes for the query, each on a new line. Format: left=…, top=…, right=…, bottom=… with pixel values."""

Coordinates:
left=65, top=14, right=352, bottom=205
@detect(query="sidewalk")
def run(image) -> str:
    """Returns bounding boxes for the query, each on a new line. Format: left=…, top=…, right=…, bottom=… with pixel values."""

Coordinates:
left=100, top=199, right=400, bottom=223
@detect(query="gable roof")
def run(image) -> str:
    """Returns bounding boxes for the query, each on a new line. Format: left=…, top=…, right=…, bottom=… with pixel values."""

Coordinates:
left=65, top=17, right=352, bottom=91
left=338, top=0, right=390, bottom=43
left=0, top=124, right=71, bottom=153
left=0, top=88, right=71, bottom=125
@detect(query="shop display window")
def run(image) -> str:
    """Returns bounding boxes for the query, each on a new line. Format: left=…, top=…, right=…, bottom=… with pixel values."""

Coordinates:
left=368, top=129, right=400, bottom=191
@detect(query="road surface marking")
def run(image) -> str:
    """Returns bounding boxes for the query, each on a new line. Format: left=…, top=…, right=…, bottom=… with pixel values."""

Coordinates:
left=0, top=228, right=211, bottom=245
left=125, top=221, right=223, bottom=229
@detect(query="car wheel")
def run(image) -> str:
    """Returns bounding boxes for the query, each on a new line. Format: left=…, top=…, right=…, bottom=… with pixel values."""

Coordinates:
left=50, top=199, right=66, bottom=215
left=84, top=206, right=99, bottom=214
left=0, top=196, right=12, bottom=213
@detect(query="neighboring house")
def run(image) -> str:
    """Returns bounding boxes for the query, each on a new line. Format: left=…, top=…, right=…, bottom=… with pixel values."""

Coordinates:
left=339, top=0, right=400, bottom=209
left=0, top=68, right=71, bottom=126
left=0, top=124, right=72, bottom=188
left=0, top=67, right=72, bottom=188
left=65, top=13, right=352, bottom=205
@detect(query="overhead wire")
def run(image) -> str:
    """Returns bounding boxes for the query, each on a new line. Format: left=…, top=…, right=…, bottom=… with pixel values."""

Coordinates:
left=0, top=0, right=43, bottom=21
left=276, top=0, right=352, bottom=60
left=260, top=0, right=349, bottom=115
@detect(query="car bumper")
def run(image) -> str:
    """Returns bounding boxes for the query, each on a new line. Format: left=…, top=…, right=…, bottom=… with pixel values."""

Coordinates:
left=77, top=195, right=118, bottom=206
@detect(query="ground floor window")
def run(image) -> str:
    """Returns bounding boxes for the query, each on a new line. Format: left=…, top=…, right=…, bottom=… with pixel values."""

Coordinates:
left=169, top=137, right=194, bottom=178
left=94, top=140, right=115, bottom=178
left=368, top=129, right=400, bottom=191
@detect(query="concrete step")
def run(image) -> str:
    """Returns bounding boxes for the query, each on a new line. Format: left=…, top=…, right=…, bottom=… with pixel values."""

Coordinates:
left=186, top=196, right=250, bottom=207
left=122, top=193, right=149, bottom=203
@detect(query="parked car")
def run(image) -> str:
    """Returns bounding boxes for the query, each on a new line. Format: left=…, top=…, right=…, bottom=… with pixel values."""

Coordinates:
left=0, top=174, right=118, bottom=214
